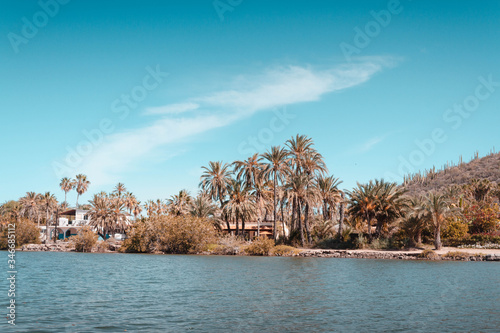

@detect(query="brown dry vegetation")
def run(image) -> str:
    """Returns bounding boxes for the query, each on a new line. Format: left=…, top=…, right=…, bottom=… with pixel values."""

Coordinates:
left=403, top=151, right=500, bottom=196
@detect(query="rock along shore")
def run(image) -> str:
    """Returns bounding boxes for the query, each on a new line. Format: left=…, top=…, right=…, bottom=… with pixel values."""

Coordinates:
left=17, top=244, right=500, bottom=261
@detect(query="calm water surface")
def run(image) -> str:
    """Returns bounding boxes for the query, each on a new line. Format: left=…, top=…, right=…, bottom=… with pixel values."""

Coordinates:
left=2, top=252, right=500, bottom=332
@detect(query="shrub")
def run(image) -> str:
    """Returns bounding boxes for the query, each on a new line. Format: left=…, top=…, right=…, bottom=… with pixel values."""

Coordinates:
left=121, top=215, right=218, bottom=254
left=272, top=245, right=299, bottom=256
left=442, top=219, right=469, bottom=240
left=418, top=249, right=439, bottom=260
left=0, top=218, right=40, bottom=249
left=369, top=238, right=390, bottom=250
left=245, top=237, right=275, bottom=256
left=444, top=251, right=473, bottom=259
left=354, top=233, right=368, bottom=249
left=72, top=226, right=98, bottom=252
left=95, top=240, right=110, bottom=253
left=463, top=203, right=499, bottom=234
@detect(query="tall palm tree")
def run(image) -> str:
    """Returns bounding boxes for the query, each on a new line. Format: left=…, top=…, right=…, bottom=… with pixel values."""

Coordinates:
left=286, top=134, right=315, bottom=173
left=315, top=175, right=343, bottom=221
left=233, top=154, right=265, bottom=189
left=75, top=174, right=90, bottom=207
left=41, top=192, right=58, bottom=242
left=286, top=173, right=317, bottom=246
left=19, top=192, right=41, bottom=226
left=262, top=146, right=290, bottom=239
left=223, top=179, right=256, bottom=237
left=200, top=161, right=233, bottom=232
left=123, top=192, right=138, bottom=214
left=59, top=177, right=75, bottom=205
left=420, top=192, right=459, bottom=250
left=88, top=193, right=110, bottom=239
left=113, top=183, right=127, bottom=198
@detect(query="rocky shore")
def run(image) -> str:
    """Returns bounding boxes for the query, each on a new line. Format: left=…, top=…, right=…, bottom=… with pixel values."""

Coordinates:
left=17, top=244, right=500, bottom=261
left=299, top=249, right=500, bottom=261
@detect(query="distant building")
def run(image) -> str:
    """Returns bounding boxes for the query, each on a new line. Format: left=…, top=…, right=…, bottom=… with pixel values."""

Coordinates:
left=39, top=208, right=131, bottom=241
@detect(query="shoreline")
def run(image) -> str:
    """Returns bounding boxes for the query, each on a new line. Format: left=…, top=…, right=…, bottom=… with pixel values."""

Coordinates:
left=16, top=243, right=500, bottom=261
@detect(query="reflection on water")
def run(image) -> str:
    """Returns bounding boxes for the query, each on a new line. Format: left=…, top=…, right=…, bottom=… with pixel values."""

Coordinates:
left=5, top=252, right=500, bottom=332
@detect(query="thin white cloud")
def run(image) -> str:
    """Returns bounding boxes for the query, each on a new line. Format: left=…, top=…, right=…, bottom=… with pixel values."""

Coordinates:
left=71, top=57, right=397, bottom=186
left=144, top=102, right=199, bottom=115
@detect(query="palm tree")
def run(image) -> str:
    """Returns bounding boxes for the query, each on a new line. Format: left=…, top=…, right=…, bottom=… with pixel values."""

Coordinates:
left=123, top=192, right=138, bottom=214
left=233, top=154, right=265, bottom=189
left=374, top=180, right=408, bottom=238
left=223, top=179, right=256, bottom=237
left=286, top=173, right=317, bottom=246
left=286, top=134, right=316, bottom=173
left=113, top=183, right=127, bottom=198
left=190, top=193, right=217, bottom=219
left=167, top=190, right=193, bottom=216
left=420, top=192, right=459, bottom=250
left=200, top=161, right=233, bottom=232
left=19, top=192, right=41, bottom=226
left=262, top=146, right=290, bottom=239
left=40, top=192, right=58, bottom=242
left=59, top=177, right=75, bottom=205
left=75, top=174, right=90, bottom=207
left=315, top=175, right=343, bottom=221
left=347, top=181, right=380, bottom=239
left=88, top=193, right=110, bottom=239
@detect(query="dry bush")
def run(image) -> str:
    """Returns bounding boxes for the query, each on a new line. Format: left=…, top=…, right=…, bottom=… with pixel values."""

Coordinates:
left=245, top=237, right=275, bottom=256
left=0, top=218, right=40, bottom=249
left=122, top=215, right=218, bottom=254
left=72, top=226, right=98, bottom=252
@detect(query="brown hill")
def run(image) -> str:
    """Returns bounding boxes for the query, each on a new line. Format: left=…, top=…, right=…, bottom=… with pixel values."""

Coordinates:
left=402, top=149, right=500, bottom=196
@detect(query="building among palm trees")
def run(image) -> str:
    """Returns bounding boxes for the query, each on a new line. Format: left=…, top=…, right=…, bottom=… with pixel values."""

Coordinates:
left=41, top=208, right=132, bottom=241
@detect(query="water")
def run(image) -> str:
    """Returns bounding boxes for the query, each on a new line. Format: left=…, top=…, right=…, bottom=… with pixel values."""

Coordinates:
left=2, top=252, right=500, bottom=332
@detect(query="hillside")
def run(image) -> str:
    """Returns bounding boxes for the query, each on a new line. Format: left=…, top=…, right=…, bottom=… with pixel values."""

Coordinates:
left=402, top=150, right=500, bottom=196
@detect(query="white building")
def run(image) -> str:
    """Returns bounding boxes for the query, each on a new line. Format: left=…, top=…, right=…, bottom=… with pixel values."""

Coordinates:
left=40, top=209, right=131, bottom=241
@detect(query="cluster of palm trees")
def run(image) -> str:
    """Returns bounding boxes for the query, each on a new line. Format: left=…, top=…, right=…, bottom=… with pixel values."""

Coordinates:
left=59, top=174, right=91, bottom=207
left=18, top=191, right=59, bottom=240
left=199, top=135, right=344, bottom=246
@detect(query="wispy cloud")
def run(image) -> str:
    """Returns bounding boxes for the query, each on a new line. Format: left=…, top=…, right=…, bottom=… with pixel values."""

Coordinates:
left=144, top=102, right=199, bottom=115
left=76, top=57, right=397, bottom=186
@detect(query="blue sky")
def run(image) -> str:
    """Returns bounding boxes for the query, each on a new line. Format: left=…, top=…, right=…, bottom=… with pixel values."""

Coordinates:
left=1, top=0, right=499, bottom=205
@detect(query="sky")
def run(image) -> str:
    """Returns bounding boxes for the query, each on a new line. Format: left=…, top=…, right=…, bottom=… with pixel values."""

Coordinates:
left=1, top=0, right=499, bottom=205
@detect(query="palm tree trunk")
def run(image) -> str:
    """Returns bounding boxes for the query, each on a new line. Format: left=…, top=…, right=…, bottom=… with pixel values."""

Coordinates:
left=435, top=222, right=442, bottom=250
left=366, top=212, right=372, bottom=239
left=45, top=210, right=50, bottom=243
left=241, top=217, right=246, bottom=239
left=273, top=172, right=277, bottom=239
left=280, top=200, right=286, bottom=238
left=219, top=197, right=231, bottom=235
left=323, top=200, right=328, bottom=220
left=298, top=201, right=304, bottom=247
left=291, top=198, right=297, bottom=231
left=304, top=203, right=312, bottom=244
left=257, top=216, right=261, bottom=238
left=236, top=215, right=240, bottom=236
left=337, top=193, right=345, bottom=240
left=76, top=194, right=80, bottom=208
